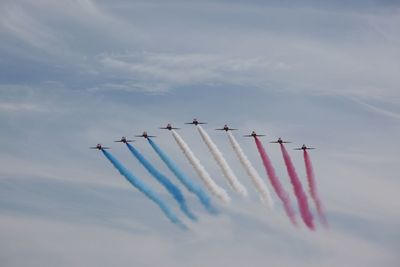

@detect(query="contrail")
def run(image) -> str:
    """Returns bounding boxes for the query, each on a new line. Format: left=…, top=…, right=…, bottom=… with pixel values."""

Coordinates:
left=280, top=144, right=315, bottom=230
left=126, top=143, right=197, bottom=221
left=147, top=138, right=217, bottom=214
left=303, top=150, right=328, bottom=227
left=196, top=125, right=248, bottom=197
left=227, top=131, right=273, bottom=207
left=171, top=129, right=230, bottom=204
left=254, top=137, right=297, bottom=226
left=101, top=149, right=185, bottom=228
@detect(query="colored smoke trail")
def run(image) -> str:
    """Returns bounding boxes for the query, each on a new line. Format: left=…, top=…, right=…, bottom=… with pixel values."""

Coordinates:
left=171, top=129, right=230, bottom=204
left=126, top=143, right=197, bottom=221
left=227, top=131, right=273, bottom=207
left=101, top=149, right=185, bottom=228
left=197, top=125, right=248, bottom=197
left=280, top=144, right=315, bottom=230
left=254, top=137, right=297, bottom=226
left=304, top=150, right=328, bottom=227
left=147, top=138, right=217, bottom=214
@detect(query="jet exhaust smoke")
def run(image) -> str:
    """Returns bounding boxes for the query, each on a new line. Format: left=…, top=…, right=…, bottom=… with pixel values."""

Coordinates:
left=147, top=138, right=217, bottom=214
left=303, top=150, right=328, bottom=227
left=280, top=144, right=315, bottom=230
left=227, top=131, right=273, bottom=207
left=197, top=125, right=248, bottom=196
left=171, top=129, right=230, bottom=204
left=126, top=143, right=197, bottom=221
left=254, top=137, right=297, bottom=225
left=101, top=149, right=185, bottom=228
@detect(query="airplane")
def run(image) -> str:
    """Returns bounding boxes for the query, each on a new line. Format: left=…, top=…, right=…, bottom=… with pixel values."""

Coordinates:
left=184, top=118, right=207, bottom=125
left=294, top=144, right=316, bottom=150
left=270, top=137, right=291, bottom=144
left=114, top=137, right=134, bottom=143
left=89, top=144, right=110, bottom=150
left=159, top=123, right=180, bottom=130
left=215, top=124, right=238, bottom=131
left=135, top=131, right=156, bottom=139
left=244, top=131, right=265, bottom=137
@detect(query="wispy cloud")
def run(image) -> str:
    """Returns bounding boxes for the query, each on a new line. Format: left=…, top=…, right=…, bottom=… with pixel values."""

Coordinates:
left=0, top=0, right=398, bottom=98
left=0, top=102, right=45, bottom=112
left=349, top=96, right=400, bottom=121
left=98, top=52, right=291, bottom=92
left=0, top=1, right=400, bottom=266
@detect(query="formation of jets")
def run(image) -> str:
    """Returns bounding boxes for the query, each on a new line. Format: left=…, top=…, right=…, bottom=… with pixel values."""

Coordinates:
left=90, top=119, right=317, bottom=151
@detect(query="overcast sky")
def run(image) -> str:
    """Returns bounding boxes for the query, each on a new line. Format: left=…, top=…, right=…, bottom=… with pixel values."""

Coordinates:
left=0, top=0, right=399, bottom=266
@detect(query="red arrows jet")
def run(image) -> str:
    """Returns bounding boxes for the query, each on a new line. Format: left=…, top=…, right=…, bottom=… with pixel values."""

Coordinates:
left=244, top=131, right=265, bottom=137
left=135, top=131, right=156, bottom=139
left=270, top=137, right=291, bottom=144
left=216, top=124, right=238, bottom=131
left=89, top=144, right=110, bottom=150
left=159, top=123, right=180, bottom=130
left=184, top=118, right=207, bottom=125
left=294, top=144, right=316, bottom=150
left=114, top=137, right=134, bottom=143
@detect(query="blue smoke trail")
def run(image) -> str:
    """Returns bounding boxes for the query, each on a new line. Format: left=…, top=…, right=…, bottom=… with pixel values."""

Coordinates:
left=126, top=143, right=197, bottom=221
left=101, top=149, right=186, bottom=228
left=148, top=138, right=217, bottom=214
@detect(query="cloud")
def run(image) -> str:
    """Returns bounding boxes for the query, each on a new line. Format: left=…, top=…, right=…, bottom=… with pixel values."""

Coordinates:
left=348, top=96, right=400, bottom=121
left=0, top=0, right=399, bottom=98
left=0, top=1, right=400, bottom=266
left=97, top=52, right=291, bottom=92
left=0, top=5, right=60, bottom=52
left=0, top=176, right=399, bottom=267
left=0, top=102, right=45, bottom=112
left=0, top=83, right=399, bottom=267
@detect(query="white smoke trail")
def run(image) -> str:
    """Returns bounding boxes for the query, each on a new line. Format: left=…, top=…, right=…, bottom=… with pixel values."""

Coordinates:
left=227, top=131, right=274, bottom=208
left=197, top=125, right=248, bottom=197
left=171, top=130, right=230, bottom=204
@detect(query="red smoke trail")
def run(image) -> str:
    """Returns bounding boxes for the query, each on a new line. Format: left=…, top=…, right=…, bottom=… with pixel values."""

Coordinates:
left=280, top=144, right=315, bottom=230
left=254, top=137, right=297, bottom=226
left=304, top=150, right=328, bottom=227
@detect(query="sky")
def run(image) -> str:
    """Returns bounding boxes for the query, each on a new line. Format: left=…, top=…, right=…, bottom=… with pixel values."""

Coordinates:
left=0, top=0, right=399, bottom=266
